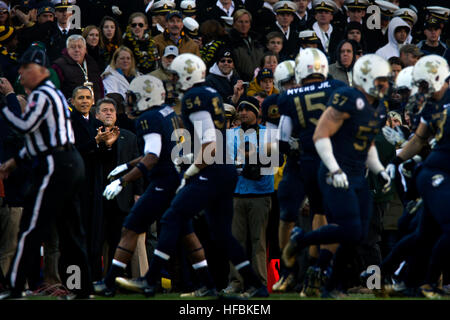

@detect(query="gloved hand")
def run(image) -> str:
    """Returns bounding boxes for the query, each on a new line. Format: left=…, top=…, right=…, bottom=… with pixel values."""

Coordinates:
left=112, top=6, right=122, bottom=15
left=173, top=153, right=194, bottom=174
left=288, top=136, right=300, bottom=151
left=399, top=155, right=422, bottom=179
left=107, top=163, right=130, bottom=180
left=327, top=169, right=349, bottom=189
left=377, top=170, right=391, bottom=193
left=382, top=126, right=405, bottom=146
left=385, top=156, right=404, bottom=179
left=103, top=179, right=124, bottom=200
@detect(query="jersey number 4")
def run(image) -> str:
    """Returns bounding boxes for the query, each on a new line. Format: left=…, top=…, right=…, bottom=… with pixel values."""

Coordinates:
left=294, top=91, right=326, bottom=128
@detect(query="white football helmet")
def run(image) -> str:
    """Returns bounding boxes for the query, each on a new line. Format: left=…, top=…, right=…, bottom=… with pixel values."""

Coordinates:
left=169, top=53, right=206, bottom=91
left=294, top=48, right=328, bottom=83
left=274, top=60, right=296, bottom=92
left=412, top=54, right=450, bottom=94
left=127, top=75, right=166, bottom=115
left=353, top=54, right=391, bottom=98
left=395, top=66, right=414, bottom=91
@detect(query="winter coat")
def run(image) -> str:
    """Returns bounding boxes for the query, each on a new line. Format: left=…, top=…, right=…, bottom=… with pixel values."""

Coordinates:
left=204, top=63, right=240, bottom=104
left=102, top=65, right=139, bottom=100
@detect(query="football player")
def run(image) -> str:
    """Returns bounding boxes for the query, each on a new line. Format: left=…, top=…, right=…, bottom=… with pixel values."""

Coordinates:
left=282, top=54, right=392, bottom=296
left=273, top=49, right=347, bottom=295
left=92, top=75, right=206, bottom=297
left=382, top=55, right=450, bottom=298
left=116, top=54, right=268, bottom=298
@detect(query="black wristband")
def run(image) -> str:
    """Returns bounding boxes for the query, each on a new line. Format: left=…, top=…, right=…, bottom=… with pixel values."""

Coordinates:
left=135, top=162, right=148, bottom=176
left=119, top=177, right=128, bottom=187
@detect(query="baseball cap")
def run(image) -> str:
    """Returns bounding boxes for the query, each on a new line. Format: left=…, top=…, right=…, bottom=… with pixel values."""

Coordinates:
left=257, top=68, right=274, bottom=81
left=0, top=1, right=8, bottom=11
left=163, top=45, right=179, bottom=57
left=19, top=46, right=50, bottom=67
left=37, top=1, right=55, bottom=16
left=166, top=10, right=183, bottom=20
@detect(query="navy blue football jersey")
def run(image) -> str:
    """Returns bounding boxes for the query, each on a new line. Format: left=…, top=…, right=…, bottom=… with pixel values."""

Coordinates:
left=135, top=105, right=181, bottom=178
left=278, top=79, right=347, bottom=159
left=328, top=86, right=388, bottom=176
left=420, top=89, right=450, bottom=170
left=181, top=84, right=228, bottom=162
left=261, top=94, right=281, bottom=127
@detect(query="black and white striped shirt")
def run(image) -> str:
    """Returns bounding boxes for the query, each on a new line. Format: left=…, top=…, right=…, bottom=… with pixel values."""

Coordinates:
left=1, top=80, right=75, bottom=157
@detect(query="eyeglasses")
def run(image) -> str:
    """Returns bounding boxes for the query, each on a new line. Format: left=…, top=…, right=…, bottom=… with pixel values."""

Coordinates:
left=131, top=23, right=144, bottom=28
left=220, top=59, right=233, bottom=64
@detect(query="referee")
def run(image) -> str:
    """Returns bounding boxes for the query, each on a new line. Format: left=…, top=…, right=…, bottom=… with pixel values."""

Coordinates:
left=0, top=46, right=92, bottom=299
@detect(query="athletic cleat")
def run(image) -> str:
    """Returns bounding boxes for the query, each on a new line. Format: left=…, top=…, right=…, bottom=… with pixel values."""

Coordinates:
left=180, top=286, right=218, bottom=298
left=115, top=277, right=156, bottom=297
left=272, top=273, right=296, bottom=292
left=420, top=284, right=443, bottom=299
left=301, top=266, right=322, bottom=297
left=93, top=280, right=116, bottom=297
left=239, top=285, right=269, bottom=299
left=220, top=285, right=242, bottom=294
left=320, top=289, right=348, bottom=299
left=282, top=227, right=304, bottom=268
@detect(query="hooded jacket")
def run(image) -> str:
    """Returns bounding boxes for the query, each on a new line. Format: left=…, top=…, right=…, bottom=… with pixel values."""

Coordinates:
left=205, top=62, right=240, bottom=104
left=375, top=17, right=411, bottom=60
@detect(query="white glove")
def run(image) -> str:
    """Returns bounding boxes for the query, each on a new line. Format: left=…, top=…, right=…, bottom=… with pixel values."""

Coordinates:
left=378, top=170, right=391, bottom=193
left=173, top=153, right=194, bottom=174
left=108, top=163, right=130, bottom=180
left=382, top=126, right=405, bottom=146
left=327, top=169, right=349, bottom=189
left=385, top=163, right=397, bottom=179
left=176, top=178, right=186, bottom=194
left=112, top=6, right=122, bottom=15
left=288, top=136, right=300, bottom=151
left=103, top=179, right=123, bottom=200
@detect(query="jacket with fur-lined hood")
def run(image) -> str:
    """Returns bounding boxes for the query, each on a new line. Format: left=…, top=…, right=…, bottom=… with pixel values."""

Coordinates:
left=375, top=17, right=411, bottom=60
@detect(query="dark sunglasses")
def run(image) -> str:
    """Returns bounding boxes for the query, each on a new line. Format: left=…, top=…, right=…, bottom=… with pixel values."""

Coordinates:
left=220, top=58, right=233, bottom=64
left=0, top=10, right=8, bottom=14
left=131, top=23, right=144, bottom=28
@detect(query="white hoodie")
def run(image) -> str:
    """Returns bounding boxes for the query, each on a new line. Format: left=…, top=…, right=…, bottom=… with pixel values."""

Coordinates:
left=375, top=17, right=411, bottom=60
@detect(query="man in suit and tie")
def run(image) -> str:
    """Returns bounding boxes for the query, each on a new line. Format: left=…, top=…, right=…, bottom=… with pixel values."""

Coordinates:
left=94, top=97, right=148, bottom=279
left=70, top=85, right=109, bottom=281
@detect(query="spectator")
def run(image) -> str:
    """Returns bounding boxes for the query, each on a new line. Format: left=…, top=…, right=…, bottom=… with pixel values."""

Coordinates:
left=183, top=17, right=201, bottom=49
left=180, top=0, right=197, bottom=19
left=265, top=32, right=284, bottom=59
left=0, top=26, right=19, bottom=84
left=153, top=10, right=200, bottom=58
left=298, top=30, right=323, bottom=54
left=344, top=21, right=367, bottom=57
left=149, top=45, right=181, bottom=113
left=123, top=12, right=159, bottom=74
left=228, top=9, right=265, bottom=82
left=99, top=16, right=122, bottom=67
left=328, top=39, right=357, bottom=86
left=94, top=97, right=146, bottom=279
left=52, top=34, right=104, bottom=101
left=311, top=0, right=341, bottom=58
left=417, top=17, right=450, bottom=60
left=205, top=48, right=241, bottom=105
left=251, top=0, right=277, bottom=36
left=102, top=46, right=140, bottom=100
left=393, top=7, right=417, bottom=30
left=199, top=19, right=230, bottom=69
left=399, top=44, right=422, bottom=67
left=83, top=25, right=106, bottom=72
left=69, top=85, right=109, bottom=281
left=268, top=1, right=300, bottom=61
left=374, top=0, right=400, bottom=47
left=224, top=95, right=274, bottom=293
left=254, top=51, right=279, bottom=78
left=0, top=2, right=11, bottom=27
left=147, top=0, right=175, bottom=36
left=388, top=56, right=403, bottom=81
left=292, top=0, right=314, bottom=32
left=248, top=67, right=278, bottom=97
left=375, top=17, right=411, bottom=60
left=199, top=0, right=246, bottom=25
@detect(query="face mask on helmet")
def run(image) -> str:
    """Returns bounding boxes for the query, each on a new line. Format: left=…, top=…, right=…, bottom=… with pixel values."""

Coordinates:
left=126, top=90, right=140, bottom=117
